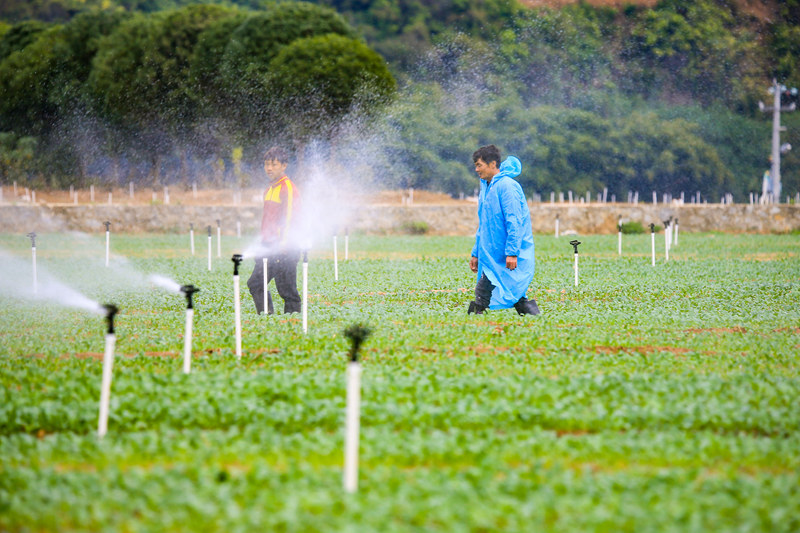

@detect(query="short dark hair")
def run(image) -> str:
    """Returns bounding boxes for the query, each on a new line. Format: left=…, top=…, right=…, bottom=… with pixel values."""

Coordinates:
left=472, top=145, right=501, bottom=166
left=263, top=146, right=289, bottom=164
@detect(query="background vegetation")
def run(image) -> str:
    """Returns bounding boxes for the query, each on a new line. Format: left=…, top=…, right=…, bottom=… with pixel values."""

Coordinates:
left=0, top=0, right=798, bottom=200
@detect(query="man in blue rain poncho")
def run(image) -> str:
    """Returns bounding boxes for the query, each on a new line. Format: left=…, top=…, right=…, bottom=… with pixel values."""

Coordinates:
left=468, top=145, right=539, bottom=316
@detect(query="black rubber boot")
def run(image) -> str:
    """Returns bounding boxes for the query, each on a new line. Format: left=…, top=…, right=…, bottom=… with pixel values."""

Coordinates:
left=514, top=297, right=540, bottom=316
left=467, top=301, right=486, bottom=315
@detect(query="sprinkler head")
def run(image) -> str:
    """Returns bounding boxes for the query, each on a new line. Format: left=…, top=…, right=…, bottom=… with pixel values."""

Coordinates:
left=650, top=223, right=655, bottom=233
left=180, top=284, right=199, bottom=309
left=569, top=239, right=581, bottom=254
left=344, top=323, right=372, bottom=363
left=663, top=220, right=670, bottom=229
left=207, top=225, right=212, bottom=237
left=231, top=254, right=243, bottom=276
left=104, top=221, right=111, bottom=231
left=216, top=219, right=221, bottom=228
left=27, top=231, right=36, bottom=247
left=102, top=304, right=118, bottom=335
left=345, top=226, right=349, bottom=237
left=190, top=223, right=194, bottom=231
left=303, top=250, right=308, bottom=263
left=674, top=218, right=678, bottom=225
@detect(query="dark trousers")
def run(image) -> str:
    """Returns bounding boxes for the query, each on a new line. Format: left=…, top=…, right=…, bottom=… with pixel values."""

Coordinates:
left=247, top=251, right=301, bottom=314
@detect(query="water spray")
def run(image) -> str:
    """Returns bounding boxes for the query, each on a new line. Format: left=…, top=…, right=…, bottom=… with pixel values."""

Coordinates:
left=189, top=223, right=195, bottom=255
left=27, top=232, right=37, bottom=294
left=343, top=323, right=371, bottom=494
left=617, top=216, right=622, bottom=256
left=207, top=226, right=212, bottom=271
left=180, top=285, right=199, bottom=374
left=555, top=214, right=560, bottom=238
left=650, top=223, right=656, bottom=266
left=569, top=240, right=582, bottom=287
left=333, top=234, right=339, bottom=281
left=97, top=304, right=118, bottom=439
left=232, top=254, right=243, bottom=359
left=216, top=219, right=222, bottom=258
left=663, top=219, right=670, bottom=262
left=302, top=250, right=309, bottom=334
left=103, top=221, right=111, bottom=267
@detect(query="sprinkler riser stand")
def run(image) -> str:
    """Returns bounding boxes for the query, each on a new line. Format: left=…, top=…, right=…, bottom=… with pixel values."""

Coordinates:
left=302, top=260, right=308, bottom=334
left=183, top=308, right=194, bottom=374
left=344, top=361, right=362, bottom=493
left=262, top=258, right=268, bottom=315
left=97, top=333, right=116, bottom=438
left=233, top=275, right=242, bottom=359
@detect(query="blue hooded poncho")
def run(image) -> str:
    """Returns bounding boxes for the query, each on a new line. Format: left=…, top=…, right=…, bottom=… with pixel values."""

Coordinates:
left=470, top=156, right=535, bottom=309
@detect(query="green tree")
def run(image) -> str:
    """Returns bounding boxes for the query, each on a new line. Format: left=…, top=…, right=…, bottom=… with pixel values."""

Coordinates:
left=265, top=33, right=396, bottom=141
left=0, top=20, right=48, bottom=61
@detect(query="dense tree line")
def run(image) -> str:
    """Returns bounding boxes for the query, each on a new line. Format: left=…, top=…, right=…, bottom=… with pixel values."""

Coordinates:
left=0, top=0, right=798, bottom=199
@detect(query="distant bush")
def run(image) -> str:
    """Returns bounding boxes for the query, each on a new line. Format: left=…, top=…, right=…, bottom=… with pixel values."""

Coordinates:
left=400, top=220, right=429, bottom=234
left=620, top=221, right=646, bottom=234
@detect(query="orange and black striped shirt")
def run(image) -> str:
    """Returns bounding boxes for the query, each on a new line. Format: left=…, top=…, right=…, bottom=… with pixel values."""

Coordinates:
left=261, top=176, right=300, bottom=245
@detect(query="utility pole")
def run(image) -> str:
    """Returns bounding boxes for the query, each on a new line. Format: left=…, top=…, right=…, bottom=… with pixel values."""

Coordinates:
left=759, top=79, right=797, bottom=203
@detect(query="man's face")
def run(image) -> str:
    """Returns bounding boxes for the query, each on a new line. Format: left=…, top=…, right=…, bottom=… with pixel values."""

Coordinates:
left=474, top=158, right=498, bottom=181
left=264, top=159, right=287, bottom=181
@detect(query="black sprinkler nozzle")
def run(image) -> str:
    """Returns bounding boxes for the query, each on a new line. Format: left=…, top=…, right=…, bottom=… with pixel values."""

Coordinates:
left=104, top=221, right=111, bottom=231
left=663, top=220, right=670, bottom=229
left=231, top=254, right=243, bottom=276
left=216, top=219, right=221, bottom=228
left=27, top=231, right=36, bottom=247
left=103, top=304, right=118, bottom=335
left=190, top=223, right=194, bottom=231
left=207, top=225, right=212, bottom=237
left=344, top=323, right=372, bottom=363
left=649, top=223, right=655, bottom=233
left=569, top=239, right=582, bottom=254
left=180, top=284, right=200, bottom=309
left=303, top=250, right=309, bottom=263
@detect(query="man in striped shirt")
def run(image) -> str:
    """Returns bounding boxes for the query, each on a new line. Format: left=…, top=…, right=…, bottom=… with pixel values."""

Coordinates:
left=247, top=146, right=302, bottom=314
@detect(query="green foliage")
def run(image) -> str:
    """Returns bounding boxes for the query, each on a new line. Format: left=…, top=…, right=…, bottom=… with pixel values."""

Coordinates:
left=0, top=132, right=37, bottom=182
left=399, top=220, right=429, bottom=235
left=0, top=232, right=799, bottom=530
left=619, top=221, right=645, bottom=234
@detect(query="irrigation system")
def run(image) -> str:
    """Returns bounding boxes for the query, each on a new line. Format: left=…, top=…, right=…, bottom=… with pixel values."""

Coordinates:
left=97, top=304, right=118, bottom=439
left=180, top=284, right=200, bottom=374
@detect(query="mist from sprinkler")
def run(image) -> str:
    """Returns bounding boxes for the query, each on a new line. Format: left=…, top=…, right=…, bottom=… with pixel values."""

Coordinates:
left=333, top=233, right=339, bottom=281
left=302, top=250, right=309, bottom=334
left=216, top=219, right=222, bottom=259
left=207, top=225, right=212, bottom=271
left=344, top=227, right=349, bottom=261
left=232, top=254, right=243, bottom=359
left=97, top=303, right=118, bottom=439
left=569, top=239, right=582, bottom=287
left=27, top=232, right=37, bottom=294
left=180, top=284, right=200, bottom=374
left=103, top=221, right=111, bottom=267
left=343, top=323, right=372, bottom=493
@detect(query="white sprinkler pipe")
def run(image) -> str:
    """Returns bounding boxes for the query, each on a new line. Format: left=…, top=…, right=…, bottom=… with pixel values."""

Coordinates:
left=333, top=235, right=339, bottom=281
left=674, top=219, right=679, bottom=246
left=344, top=360, right=362, bottom=493
left=104, top=221, right=111, bottom=267
left=97, top=305, right=118, bottom=439
left=302, top=251, right=309, bottom=334
left=262, top=258, right=268, bottom=315
left=183, top=308, right=194, bottom=374
left=570, top=240, right=581, bottom=287
left=663, top=220, right=670, bottom=262
left=650, top=224, right=656, bottom=266
left=555, top=215, right=560, bottom=238
left=232, top=254, right=244, bottom=359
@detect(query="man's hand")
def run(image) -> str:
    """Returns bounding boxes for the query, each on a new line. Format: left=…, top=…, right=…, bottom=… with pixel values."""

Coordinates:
left=470, top=256, right=479, bottom=273
left=506, top=256, right=517, bottom=270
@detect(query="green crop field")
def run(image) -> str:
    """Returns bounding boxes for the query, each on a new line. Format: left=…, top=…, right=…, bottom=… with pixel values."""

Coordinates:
left=0, top=231, right=799, bottom=532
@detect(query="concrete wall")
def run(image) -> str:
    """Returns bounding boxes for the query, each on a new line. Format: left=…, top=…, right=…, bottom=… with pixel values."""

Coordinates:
left=1, top=203, right=798, bottom=235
